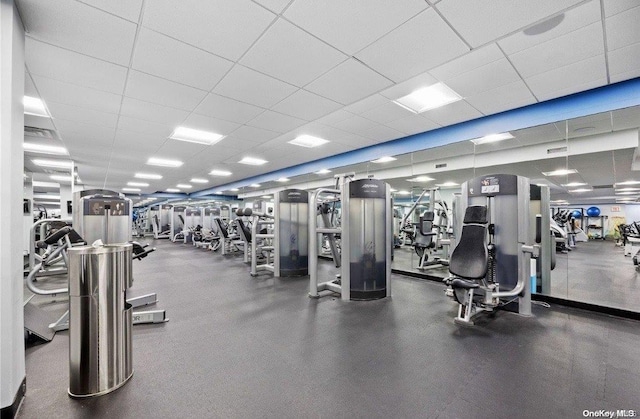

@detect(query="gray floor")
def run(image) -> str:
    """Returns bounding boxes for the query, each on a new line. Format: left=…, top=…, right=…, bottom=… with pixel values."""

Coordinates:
left=19, top=239, right=640, bottom=418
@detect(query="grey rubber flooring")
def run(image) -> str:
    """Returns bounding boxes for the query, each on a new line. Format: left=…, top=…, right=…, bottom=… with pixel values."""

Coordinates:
left=19, top=239, right=640, bottom=418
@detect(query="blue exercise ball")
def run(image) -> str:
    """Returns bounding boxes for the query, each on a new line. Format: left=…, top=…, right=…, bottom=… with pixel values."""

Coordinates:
left=571, top=210, right=582, bottom=219
left=586, top=206, right=601, bottom=217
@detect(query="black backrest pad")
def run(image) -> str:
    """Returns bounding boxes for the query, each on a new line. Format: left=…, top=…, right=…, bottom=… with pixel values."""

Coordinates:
left=422, top=211, right=435, bottom=222
left=449, top=224, right=488, bottom=279
left=236, top=219, right=251, bottom=242
left=44, top=226, right=72, bottom=245
left=215, top=218, right=228, bottom=238
left=463, top=205, right=488, bottom=224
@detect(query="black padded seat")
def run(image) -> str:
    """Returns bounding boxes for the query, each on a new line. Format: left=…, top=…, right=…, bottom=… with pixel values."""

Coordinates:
left=43, top=226, right=72, bottom=245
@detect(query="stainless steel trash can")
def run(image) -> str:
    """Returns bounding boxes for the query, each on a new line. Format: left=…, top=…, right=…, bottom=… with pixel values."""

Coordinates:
left=67, top=243, right=134, bottom=398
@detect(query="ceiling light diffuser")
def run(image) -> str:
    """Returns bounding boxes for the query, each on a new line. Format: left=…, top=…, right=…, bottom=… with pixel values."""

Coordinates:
left=396, top=190, right=411, bottom=195
left=32, top=181, right=59, bottom=188
left=470, top=132, right=514, bottom=145
left=32, top=159, right=73, bottom=169
left=542, top=169, right=578, bottom=176
left=288, top=135, right=329, bottom=148
left=230, top=188, right=240, bottom=192
left=407, top=176, right=435, bottom=182
left=239, top=157, right=268, bottom=166
left=170, top=126, right=225, bottom=145
left=250, top=184, right=261, bottom=188
left=49, top=175, right=73, bottom=182
left=315, top=169, right=331, bottom=174
left=276, top=177, right=290, bottom=182
left=176, top=184, right=192, bottom=189
left=165, top=188, right=180, bottom=193
left=209, top=170, right=232, bottom=176
left=561, top=182, right=587, bottom=187
left=23, top=96, right=49, bottom=117
left=436, top=182, right=459, bottom=187
left=135, top=173, right=162, bottom=180
left=23, top=143, right=68, bottom=155
left=615, top=181, right=640, bottom=186
left=122, top=187, right=141, bottom=192
left=392, top=83, right=462, bottom=113
left=371, top=156, right=397, bottom=163
left=147, top=157, right=183, bottom=167
left=615, top=188, right=640, bottom=192
left=569, top=188, right=593, bottom=193
left=190, top=178, right=209, bottom=183
left=127, top=181, right=149, bottom=187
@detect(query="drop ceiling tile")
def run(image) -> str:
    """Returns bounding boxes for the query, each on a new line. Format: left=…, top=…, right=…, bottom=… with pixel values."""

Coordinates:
left=48, top=102, right=119, bottom=129
left=332, top=114, right=384, bottom=136
left=284, top=0, right=428, bottom=55
left=436, top=0, right=583, bottom=48
left=24, top=114, right=56, bottom=131
left=132, top=28, right=234, bottom=91
left=356, top=9, right=469, bottom=82
left=358, top=124, right=404, bottom=142
left=305, top=59, right=393, bottom=105
left=379, top=73, right=440, bottom=101
left=240, top=18, right=347, bottom=87
left=125, top=70, right=207, bottom=111
left=606, top=6, right=640, bottom=51
left=253, top=0, right=291, bottom=14
left=361, top=101, right=416, bottom=124
left=229, top=125, right=281, bottom=143
left=194, top=93, right=265, bottom=124
left=153, top=141, right=209, bottom=160
left=609, top=42, right=640, bottom=83
left=32, top=75, right=122, bottom=114
left=213, top=65, right=297, bottom=108
left=55, top=119, right=116, bottom=147
left=508, top=22, right=604, bottom=79
left=113, top=130, right=166, bottom=153
left=77, top=0, right=143, bottom=22
left=421, top=100, right=483, bottom=127
left=315, top=109, right=356, bottom=126
left=498, top=1, right=601, bottom=55
left=18, top=0, right=137, bottom=65
left=181, top=114, right=241, bottom=135
left=142, top=0, right=275, bottom=61
left=25, top=73, right=38, bottom=96
left=116, top=116, right=174, bottom=137
left=465, top=80, right=536, bottom=115
left=120, top=97, right=190, bottom=125
left=525, top=54, right=607, bottom=101
left=603, top=0, right=639, bottom=17
left=246, top=110, right=306, bottom=133
left=385, top=114, right=441, bottom=135
left=25, top=38, right=128, bottom=95
left=342, top=94, right=389, bottom=115
left=444, top=59, right=520, bottom=98
left=271, top=89, right=342, bottom=120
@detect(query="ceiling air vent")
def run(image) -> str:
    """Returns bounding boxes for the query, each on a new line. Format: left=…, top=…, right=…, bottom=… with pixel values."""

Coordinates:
left=435, top=163, right=447, bottom=169
left=547, top=146, right=567, bottom=154
left=24, top=126, right=55, bottom=139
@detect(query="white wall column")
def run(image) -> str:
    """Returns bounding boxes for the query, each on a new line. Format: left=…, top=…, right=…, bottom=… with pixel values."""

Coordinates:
left=0, top=0, right=26, bottom=416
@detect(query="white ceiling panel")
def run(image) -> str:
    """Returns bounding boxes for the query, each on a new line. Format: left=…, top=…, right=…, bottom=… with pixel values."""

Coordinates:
left=526, top=54, right=607, bottom=101
left=32, top=75, right=123, bottom=114
left=153, top=140, right=209, bottom=160
left=343, top=94, right=390, bottom=115
left=436, top=0, right=583, bottom=48
left=498, top=0, right=601, bottom=55
left=603, top=0, right=639, bottom=18
left=119, top=97, right=190, bottom=125
left=443, top=59, right=521, bottom=98
left=229, top=125, right=280, bottom=144
left=55, top=119, right=116, bottom=147
left=213, top=65, right=297, bottom=108
left=17, top=0, right=137, bottom=65
left=385, top=114, right=441, bottom=136
left=284, top=0, right=427, bottom=55
left=421, top=100, right=483, bottom=127
left=508, top=22, right=604, bottom=79
left=246, top=110, right=306, bottom=133
left=253, top=0, right=291, bottom=14
left=331, top=115, right=385, bottom=135
left=429, top=44, right=504, bottom=81
left=24, top=114, right=56, bottom=131
left=356, top=9, right=469, bottom=82
left=77, top=0, right=143, bottom=22
left=132, top=28, right=234, bottom=91
left=194, top=93, right=264, bottom=124
left=314, top=109, right=355, bottom=126
left=48, top=102, right=119, bottom=129
left=240, top=18, right=347, bottom=87
left=360, top=101, right=415, bottom=124
left=465, top=80, right=536, bottom=116
left=305, top=59, right=393, bottom=105
left=25, top=73, right=38, bottom=96
left=285, top=122, right=373, bottom=146
left=358, top=124, right=404, bottom=142
left=116, top=116, right=174, bottom=138
left=142, top=0, right=275, bottom=61
left=605, top=6, right=640, bottom=51
left=124, top=70, right=207, bottom=111
left=181, top=114, right=241, bottom=136
left=379, top=73, right=440, bottom=101
left=271, top=89, right=342, bottom=121
left=112, top=130, right=166, bottom=153
left=25, top=38, right=128, bottom=95
left=607, top=42, right=640, bottom=83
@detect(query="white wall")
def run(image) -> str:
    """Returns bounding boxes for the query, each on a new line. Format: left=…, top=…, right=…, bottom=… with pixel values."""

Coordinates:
left=0, top=0, right=26, bottom=410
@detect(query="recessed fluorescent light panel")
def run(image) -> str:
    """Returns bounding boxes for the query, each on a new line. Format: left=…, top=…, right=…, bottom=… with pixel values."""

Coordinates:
left=122, top=187, right=141, bottom=192
left=470, top=132, right=514, bottom=145
left=561, top=182, right=587, bottom=187
left=23, top=96, right=49, bottom=117
left=393, top=83, right=462, bottom=114
left=616, top=191, right=640, bottom=195
left=250, top=184, right=261, bottom=188
left=49, top=175, right=73, bottom=182
left=407, top=176, right=435, bottom=182
left=276, top=177, right=290, bottom=182
left=23, top=143, right=68, bottom=155
left=315, top=169, right=331, bottom=175
left=165, top=188, right=180, bottom=193
left=209, top=170, right=232, bottom=176
left=32, top=181, right=59, bottom=188
left=371, top=156, right=397, bottom=163
left=135, top=173, right=162, bottom=180
left=616, top=188, right=640, bottom=192
left=176, top=184, right=192, bottom=189
left=569, top=188, right=593, bottom=193
left=147, top=157, right=183, bottom=167
left=542, top=169, right=578, bottom=176
left=190, top=178, right=208, bottom=183
left=239, top=157, right=267, bottom=166
left=127, top=182, right=149, bottom=187
left=32, top=159, right=73, bottom=169
left=170, top=127, right=225, bottom=145
left=437, top=182, right=459, bottom=187
left=288, top=135, right=329, bottom=148
left=615, top=181, right=640, bottom=186
left=230, top=188, right=240, bottom=192
left=396, top=190, right=411, bottom=195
